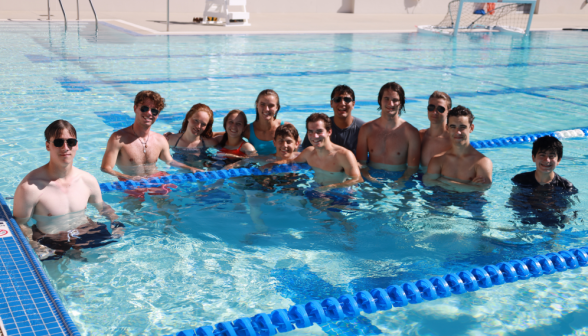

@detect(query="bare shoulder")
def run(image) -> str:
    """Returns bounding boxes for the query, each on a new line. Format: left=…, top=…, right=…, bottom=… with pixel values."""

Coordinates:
left=241, top=142, right=255, bottom=151
left=151, top=131, right=168, bottom=145
left=419, top=128, right=428, bottom=139
left=166, top=132, right=181, bottom=144
left=335, top=145, right=355, bottom=160
left=77, top=168, right=99, bottom=186
left=360, top=119, right=377, bottom=131
left=18, top=166, right=49, bottom=191
left=401, top=120, right=419, bottom=134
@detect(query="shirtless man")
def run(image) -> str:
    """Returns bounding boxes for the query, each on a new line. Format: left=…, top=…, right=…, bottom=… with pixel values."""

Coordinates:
left=13, top=120, right=120, bottom=260
left=264, top=113, right=362, bottom=191
left=419, top=91, right=453, bottom=171
left=301, top=85, right=365, bottom=154
left=356, top=82, right=421, bottom=184
left=101, top=90, right=200, bottom=180
left=423, top=106, right=493, bottom=192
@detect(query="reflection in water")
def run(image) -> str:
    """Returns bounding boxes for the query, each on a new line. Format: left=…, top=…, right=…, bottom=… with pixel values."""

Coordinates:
left=508, top=184, right=578, bottom=228
left=32, top=210, right=121, bottom=260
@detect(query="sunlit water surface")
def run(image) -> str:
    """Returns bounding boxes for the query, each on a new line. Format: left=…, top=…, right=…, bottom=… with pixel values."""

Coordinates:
left=1, top=22, right=588, bottom=335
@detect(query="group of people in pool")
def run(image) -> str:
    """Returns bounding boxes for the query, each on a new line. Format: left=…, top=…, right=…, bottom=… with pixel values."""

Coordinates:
left=11, top=82, right=576, bottom=259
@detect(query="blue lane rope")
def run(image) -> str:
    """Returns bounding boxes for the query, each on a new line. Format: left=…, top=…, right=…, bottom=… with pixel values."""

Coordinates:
left=99, top=163, right=311, bottom=193
left=99, top=127, right=588, bottom=193
left=470, top=127, right=588, bottom=149
left=168, top=246, right=588, bottom=336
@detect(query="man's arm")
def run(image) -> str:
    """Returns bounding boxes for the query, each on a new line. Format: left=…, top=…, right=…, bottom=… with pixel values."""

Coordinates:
left=317, top=151, right=364, bottom=191
left=433, top=158, right=493, bottom=192
left=158, top=138, right=203, bottom=173
left=355, top=124, right=379, bottom=183
left=101, top=133, right=135, bottom=180
left=261, top=147, right=310, bottom=171
left=399, top=127, right=421, bottom=181
left=12, top=181, right=55, bottom=257
left=240, top=143, right=258, bottom=157
left=422, top=156, right=444, bottom=188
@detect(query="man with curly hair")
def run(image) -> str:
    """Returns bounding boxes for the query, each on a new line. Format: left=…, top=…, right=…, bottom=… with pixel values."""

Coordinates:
left=101, top=91, right=200, bottom=183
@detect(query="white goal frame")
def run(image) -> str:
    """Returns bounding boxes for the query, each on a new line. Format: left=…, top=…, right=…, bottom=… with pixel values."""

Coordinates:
left=453, top=0, right=536, bottom=35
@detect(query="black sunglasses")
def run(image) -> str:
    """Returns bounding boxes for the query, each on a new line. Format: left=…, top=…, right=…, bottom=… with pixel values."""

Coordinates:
left=140, top=105, right=160, bottom=116
left=53, top=138, right=78, bottom=148
left=332, top=97, right=354, bottom=104
left=427, top=104, right=446, bottom=113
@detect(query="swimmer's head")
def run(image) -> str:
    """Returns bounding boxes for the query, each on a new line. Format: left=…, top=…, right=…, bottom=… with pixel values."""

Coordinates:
left=377, top=82, right=405, bottom=115
left=331, top=85, right=355, bottom=101
left=274, top=124, right=300, bottom=159
left=447, top=105, right=474, bottom=126
left=134, top=90, right=166, bottom=112
left=429, top=91, right=452, bottom=110
left=220, top=109, right=248, bottom=147
left=45, top=119, right=77, bottom=142
left=428, top=91, right=452, bottom=124
left=306, top=113, right=331, bottom=132
left=45, top=120, right=78, bottom=163
left=331, top=85, right=355, bottom=119
left=532, top=136, right=563, bottom=162
left=274, top=123, right=299, bottom=142
left=180, top=103, right=214, bottom=138
left=255, top=89, right=281, bottom=122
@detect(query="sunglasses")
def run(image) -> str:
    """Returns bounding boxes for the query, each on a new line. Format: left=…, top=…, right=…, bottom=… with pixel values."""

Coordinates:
left=332, top=97, right=354, bottom=104
left=53, top=138, right=78, bottom=148
left=140, top=105, right=160, bottom=116
left=427, top=104, right=446, bottom=113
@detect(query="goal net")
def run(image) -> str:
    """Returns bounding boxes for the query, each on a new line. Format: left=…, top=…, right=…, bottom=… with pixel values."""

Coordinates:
left=418, top=0, right=536, bottom=35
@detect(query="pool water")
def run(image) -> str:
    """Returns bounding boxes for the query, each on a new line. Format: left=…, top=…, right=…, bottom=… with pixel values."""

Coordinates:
left=2, top=21, right=588, bottom=335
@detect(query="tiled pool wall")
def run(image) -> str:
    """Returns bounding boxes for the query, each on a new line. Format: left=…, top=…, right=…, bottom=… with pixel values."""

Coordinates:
left=0, top=194, right=79, bottom=336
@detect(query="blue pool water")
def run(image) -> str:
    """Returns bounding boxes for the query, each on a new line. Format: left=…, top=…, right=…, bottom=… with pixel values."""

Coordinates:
left=1, top=21, right=588, bottom=335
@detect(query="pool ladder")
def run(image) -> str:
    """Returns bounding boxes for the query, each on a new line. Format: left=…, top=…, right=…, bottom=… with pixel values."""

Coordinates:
left=47, top=0, right=99, bottom=31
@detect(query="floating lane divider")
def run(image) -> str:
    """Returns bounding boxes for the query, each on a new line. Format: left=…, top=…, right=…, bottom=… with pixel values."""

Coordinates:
left=99, top=163, right=312, bottom=193
left=470, top=127, right=588, bottom=149
left=168, top=247, right=588, bottom=336
left=99, top=127, right=588, bottom=193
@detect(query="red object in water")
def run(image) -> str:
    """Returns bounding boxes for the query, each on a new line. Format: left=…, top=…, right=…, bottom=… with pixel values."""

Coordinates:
left=487, top=3, right=496, bottom=15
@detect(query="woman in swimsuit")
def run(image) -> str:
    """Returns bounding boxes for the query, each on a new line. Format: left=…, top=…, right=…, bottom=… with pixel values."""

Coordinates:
left=166, top=104, right=218, bottom=166
left=218, top=110, right=257, bottom=160
left=243, top=89, right=289, bottom=155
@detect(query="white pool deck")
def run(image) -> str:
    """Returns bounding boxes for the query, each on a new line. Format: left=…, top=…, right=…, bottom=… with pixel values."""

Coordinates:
left=1, top=11, right=587, bottom=35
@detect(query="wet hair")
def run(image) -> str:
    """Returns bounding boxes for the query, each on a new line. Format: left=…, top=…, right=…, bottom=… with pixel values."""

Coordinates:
left=134, top=90, right=166, bottom=112
left=219, top=110, right=248, bottom=148
left=306, top=113, right=331, bottom=132
left=447, top=105, right=475, bottom=125
left=429, top=91, right=452, bottom=110
left=179, top=103, right=214, bottom=138
left=45, top=120, right=77, bottom=142
left=274, top=124, right=299, bottom=142
left=254, top=89, right=281, bottom=122
left=532, top=136, right=563, bottom=160
left=331, top=84, right=355, bottom=101
left=377, top=82, right=406, bottom=115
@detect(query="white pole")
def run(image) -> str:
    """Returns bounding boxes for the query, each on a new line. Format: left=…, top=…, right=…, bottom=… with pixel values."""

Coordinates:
left=453, top=0, right=464, bottom=36
left=167, top=0, right=170, bottom=32
left=526, top=1, right=536, bottom=35
left=48, top=0, right=50, bottom=21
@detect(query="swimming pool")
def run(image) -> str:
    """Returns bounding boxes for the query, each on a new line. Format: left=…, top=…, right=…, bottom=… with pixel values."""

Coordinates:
left=1, top=21, right=588, bottom=335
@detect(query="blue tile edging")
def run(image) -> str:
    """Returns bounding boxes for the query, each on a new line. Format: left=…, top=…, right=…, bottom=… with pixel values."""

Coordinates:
left=0, top=193, right=81, bottom=336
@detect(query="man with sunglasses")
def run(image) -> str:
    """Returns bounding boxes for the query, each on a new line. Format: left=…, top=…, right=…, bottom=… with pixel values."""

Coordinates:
left=101, top=90, right=200, bottom=182
left=301, top=85, right=365, bottom=154
left=419, top=91, right=453, bottom=172
left=356, top=82, right=421, bottom=186
left=13, top=120, right=122, bottom=260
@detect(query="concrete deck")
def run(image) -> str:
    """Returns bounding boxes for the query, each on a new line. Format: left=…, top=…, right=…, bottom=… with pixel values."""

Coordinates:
left=2, top=11, right=587, bottom=35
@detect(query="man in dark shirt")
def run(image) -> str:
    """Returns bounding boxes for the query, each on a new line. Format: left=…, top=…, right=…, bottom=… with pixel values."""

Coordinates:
left=301, top=85, right=365, bottom=154
left=510, top=136, right=577, bottom=228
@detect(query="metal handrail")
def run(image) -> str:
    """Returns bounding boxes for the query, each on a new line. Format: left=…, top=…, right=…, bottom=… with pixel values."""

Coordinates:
left=58, top=0, right=67, bottom=29
left=88, top=0, right=99, bottom=31
left=48, top=0, right=98, bottom=31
